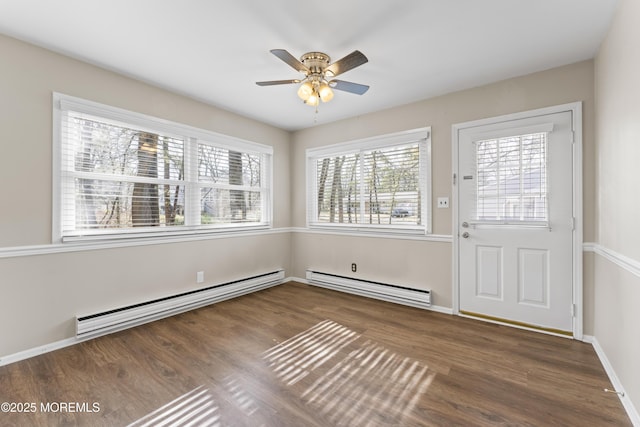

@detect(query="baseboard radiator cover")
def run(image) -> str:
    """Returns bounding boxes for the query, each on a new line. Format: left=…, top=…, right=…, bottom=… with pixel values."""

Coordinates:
left=305, top=270, right=431, bottom=309
left=76, top=269, right=285, bottom=339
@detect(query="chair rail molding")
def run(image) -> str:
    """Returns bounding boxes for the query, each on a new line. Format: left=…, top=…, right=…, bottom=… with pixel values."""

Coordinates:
left=583, top=242, right=640, bottom=278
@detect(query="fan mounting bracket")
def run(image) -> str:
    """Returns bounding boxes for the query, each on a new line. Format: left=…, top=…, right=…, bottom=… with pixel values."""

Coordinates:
left=300, top=52, right=331, bottom=75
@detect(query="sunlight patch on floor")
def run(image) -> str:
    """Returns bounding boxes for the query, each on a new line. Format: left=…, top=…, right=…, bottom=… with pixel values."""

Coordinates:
left=262, top=319, right=361, bottom=385
left=127, top=385, right=220, bottom=427
left=222, top=374, right=259, bottom=416
left=302, top=339, right=435, bottom=425
left=264, top=320, right=435, bottom=425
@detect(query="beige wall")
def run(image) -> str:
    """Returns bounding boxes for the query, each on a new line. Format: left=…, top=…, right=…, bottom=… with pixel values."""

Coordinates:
left=0, top=233, right=290, bottom=356
left=291, top=61, right=595, bottom=310
left=594, top=0, right=640, bottom=414
left=0, top=34, right=291, bottom=357
left=0, top=28, right=608, bottom=384
left=0, top=34, right=291, bottom=245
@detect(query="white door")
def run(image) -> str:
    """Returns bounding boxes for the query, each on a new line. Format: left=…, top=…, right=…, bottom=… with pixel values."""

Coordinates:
left=457, top=110, right=575, bottom=334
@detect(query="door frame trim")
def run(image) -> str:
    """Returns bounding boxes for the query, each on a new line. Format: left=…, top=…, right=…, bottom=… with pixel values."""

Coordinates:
left=451, top=102, right=583, bottom=339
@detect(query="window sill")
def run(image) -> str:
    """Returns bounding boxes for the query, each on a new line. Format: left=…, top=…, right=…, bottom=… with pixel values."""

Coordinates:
left=303, top=225, right=450, bottom=242
left=1, top=226, right=287, bottom=259
left=60, top=224, right=272, bottom=244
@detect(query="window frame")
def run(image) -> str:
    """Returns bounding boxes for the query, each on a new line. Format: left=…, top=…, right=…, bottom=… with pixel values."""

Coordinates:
left=52, top=93, right=273, bottom=244
left=305, top=127, right=432, bottom=235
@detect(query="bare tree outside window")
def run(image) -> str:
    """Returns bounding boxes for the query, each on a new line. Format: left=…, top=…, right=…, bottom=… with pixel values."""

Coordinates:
left=317, top=158, right=331, bottom=217
left=58, top=95, right=272, bottom=240
left=163, top=136, right=183, bottom=225
left=329, top=156, right=344, bottom=223
left=314, top=143, right=422, bottom=226
left=67, top=118, right=184, bottom=230
left=132, top=132, right=159, bottom=227
left=199, top=145, right=263, bottom=224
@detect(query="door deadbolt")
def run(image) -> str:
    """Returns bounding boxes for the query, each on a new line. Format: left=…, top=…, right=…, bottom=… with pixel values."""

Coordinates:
left=462, top=222, right=469, bottom=228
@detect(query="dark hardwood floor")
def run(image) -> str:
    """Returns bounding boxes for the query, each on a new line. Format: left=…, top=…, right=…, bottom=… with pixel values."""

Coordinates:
left=0, top=282, right=631, bottom=426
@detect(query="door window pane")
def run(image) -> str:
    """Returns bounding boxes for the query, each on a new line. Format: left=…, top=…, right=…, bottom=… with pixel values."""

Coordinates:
left=475, top=132, right=547, bottom=222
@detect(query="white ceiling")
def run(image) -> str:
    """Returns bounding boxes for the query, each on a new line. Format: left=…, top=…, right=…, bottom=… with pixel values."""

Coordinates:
left=0, top=0, right=618, bottom=131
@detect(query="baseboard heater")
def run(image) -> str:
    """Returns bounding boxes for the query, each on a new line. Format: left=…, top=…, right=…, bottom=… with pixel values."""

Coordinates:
left=305, top=270, right=431, bottom=310
left=76, top=269, right=285, bottom=339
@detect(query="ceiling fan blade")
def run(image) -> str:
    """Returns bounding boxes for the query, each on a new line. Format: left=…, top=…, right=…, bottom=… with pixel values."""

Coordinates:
left=270, top=49, right=309, bottom=74
left=324, top=50, right=368, bottom=77
left=329, top=79, right=370, bottom=95
left=256, top=79, right=301, bottom=86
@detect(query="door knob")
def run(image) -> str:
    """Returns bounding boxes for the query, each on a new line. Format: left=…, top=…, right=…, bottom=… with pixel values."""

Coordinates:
left=462, top=232, right=470, bottom=239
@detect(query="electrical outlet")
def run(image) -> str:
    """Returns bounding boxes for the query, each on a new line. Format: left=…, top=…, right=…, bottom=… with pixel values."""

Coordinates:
left=437, top=197, right=449, bottom=208
left=196, top=271, right=204, bottom=283
left=351, top=263, right=357, bottom=273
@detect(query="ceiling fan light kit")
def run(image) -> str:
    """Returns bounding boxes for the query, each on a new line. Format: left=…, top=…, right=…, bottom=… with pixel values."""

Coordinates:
left=257, top=49, right=369, bottom=108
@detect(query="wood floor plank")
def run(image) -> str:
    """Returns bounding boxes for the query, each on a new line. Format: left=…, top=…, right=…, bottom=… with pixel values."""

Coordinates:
left=0, top=282, right=631, bottom=426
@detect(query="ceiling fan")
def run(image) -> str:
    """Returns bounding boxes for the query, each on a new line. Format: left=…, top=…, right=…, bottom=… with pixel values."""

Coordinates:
left=256, top=49, right=369, bottom=107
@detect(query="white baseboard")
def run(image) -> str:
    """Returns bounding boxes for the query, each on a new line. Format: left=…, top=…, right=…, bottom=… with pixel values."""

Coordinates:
left=1, top=273, right=286, bottom=367
left=581, top=334, right=594, bottom=344
left=590, top=336, right=640, bottom=426
left=0, top=337, right=83, bottom=367
left=1, top=276, right=451, bottom=368
left=422, top=304, right=454, bottom=315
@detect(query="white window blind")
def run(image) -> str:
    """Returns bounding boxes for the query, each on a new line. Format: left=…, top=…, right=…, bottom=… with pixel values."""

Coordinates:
left=198, top=143, right=266, bottom=224
left=315, top=152, right=360, bottom=224
left=54, top=94, right=272, bottom=242
left=307, top=128, right=431, bottom=234
left=475, top=132, right=547, bottom=224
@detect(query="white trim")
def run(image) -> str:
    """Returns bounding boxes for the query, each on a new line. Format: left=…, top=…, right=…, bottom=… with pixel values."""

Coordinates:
left=0, top=227, right=453, bottom=259
left=0, top=337, right=84, bottom=367
left=306, top=127, right=431, bottom=158
left=0, top=227, right=294, bottom=259
left=61, top=223, right=271, bottom=242
left=420, top=303, right=453, bottom=315
left=591, top=337, right=640, bottom=426
left=584, top=242, right=640, bottom=279
left=452, top=102, right=584, bottom=339
left=52, top=98, right=63, bottom=243
left=52, top=92, right=274, bottom=244
left=290, top=227, right=452, bottom=243
left=572, top=104, right=584, bottom=340
left=305, top=127, right=432, bottom=235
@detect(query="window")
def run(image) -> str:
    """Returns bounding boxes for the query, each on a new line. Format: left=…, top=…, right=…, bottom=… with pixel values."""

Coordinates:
left=475, top=132, right=547, bottom=224
left=53, top=94, right=272, bottom=242
left=306, top=128, right=431, bottom=234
